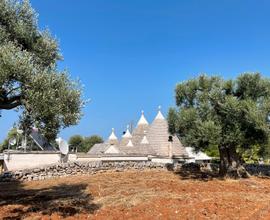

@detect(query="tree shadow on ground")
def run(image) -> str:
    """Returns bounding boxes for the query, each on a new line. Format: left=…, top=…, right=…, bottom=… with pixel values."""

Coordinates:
left=0, top=180, right=101, bottom=219
left=168, top=163, right=220, bottom=181
left=174, top=169, right=219, bottom=181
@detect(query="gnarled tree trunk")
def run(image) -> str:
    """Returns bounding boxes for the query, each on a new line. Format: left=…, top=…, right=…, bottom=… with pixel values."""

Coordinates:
left=219, top=146, right=250, bottom=178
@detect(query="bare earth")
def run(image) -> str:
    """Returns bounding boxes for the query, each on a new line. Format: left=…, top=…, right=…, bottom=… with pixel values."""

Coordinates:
left=1, top=170, right=270, bottom=220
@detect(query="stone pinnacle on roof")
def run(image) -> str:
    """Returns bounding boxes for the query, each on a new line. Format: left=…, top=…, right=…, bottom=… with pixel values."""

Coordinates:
left=109, top=128, right=118, bottom=140
left=155, top=105, right=165, bottom=120
left=126, top=139, right=134, bottom=147
left=122, top=125, right=132, bottom=138
left=137, top=110, right=149, bottom=126
left=141, top=131, right=149, bottom=144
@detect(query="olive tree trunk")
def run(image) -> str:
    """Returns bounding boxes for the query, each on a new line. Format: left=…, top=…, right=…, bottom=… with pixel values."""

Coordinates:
left=219, top=146, right=250, bottom=178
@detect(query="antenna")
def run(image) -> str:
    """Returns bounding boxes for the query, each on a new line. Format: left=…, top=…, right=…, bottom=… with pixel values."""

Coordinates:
left=56, top=137, right=69, bottom=155
left=8, top=138, right=16, bottom=150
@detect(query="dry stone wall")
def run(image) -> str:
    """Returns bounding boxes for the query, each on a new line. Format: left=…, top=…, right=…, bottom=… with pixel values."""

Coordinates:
left=1, top=162, right=270, bottom=182
left=0, top=161, right=168, bottom=182
left=244, top=164, right=270, bottom=176
left=201, top=163, right=270, bottom=176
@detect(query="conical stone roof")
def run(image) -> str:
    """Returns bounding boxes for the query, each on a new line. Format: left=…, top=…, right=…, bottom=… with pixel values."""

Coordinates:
left=141, top=132, right=149, bottom=144
left=126, top=139, right=134, bottom=147
left=120, top=126, right=132, bottom=146
left=91, top=107, right=188, bottom=157
left=137, top=110, right=148, bottom=125
left=132, top=111, right=149, bottom=146
left=147, top=107, right=187, bottom=157
left=108, top=128, right=118, bottom=145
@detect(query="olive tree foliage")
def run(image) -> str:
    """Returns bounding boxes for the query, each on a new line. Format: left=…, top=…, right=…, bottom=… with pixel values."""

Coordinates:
left=68, top=135, right=103, bottom=153
left=0, top=0, right=83, bottom=140
left=68, top=135, right=84, bottom=152
left=82, top=135, right=103, bottom=153
left=168, top=73, right=270, bottom=178
left=0, top=127, right=21, bottom=152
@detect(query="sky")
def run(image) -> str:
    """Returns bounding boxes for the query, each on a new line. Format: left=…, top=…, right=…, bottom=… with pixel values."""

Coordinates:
left=1, top=0, right=270, bottom=142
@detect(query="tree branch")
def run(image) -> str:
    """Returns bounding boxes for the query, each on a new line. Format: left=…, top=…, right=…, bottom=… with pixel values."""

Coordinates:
left=7, top=95, right=22, bottom=102
left=6, top=87, right=20, bottom=96
left=0, top=95, right=22, bottom=110
left=0, top=100, right=21, bottom=109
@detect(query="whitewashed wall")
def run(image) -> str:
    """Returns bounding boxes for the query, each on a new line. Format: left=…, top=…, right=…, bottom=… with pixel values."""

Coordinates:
left=4, top=152, right=77, bottom=171
left=3, top=151, right=186, bottom=171
left=76, top=156, right=148, bottom=162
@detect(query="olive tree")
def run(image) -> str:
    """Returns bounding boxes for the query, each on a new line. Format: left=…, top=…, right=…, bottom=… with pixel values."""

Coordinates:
left=168, top=73, right=270, bottom=178
left=82, top=135, right=103, bottom=153
left=68, top=135, right=103, bottom=153
left=0, top=0, right=83, bottom=140
left=68, top=135, right=84, bottom=152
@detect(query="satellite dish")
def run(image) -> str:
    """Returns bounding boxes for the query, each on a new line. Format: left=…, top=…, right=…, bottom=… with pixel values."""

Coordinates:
left=56, top=137, right=69, bottom=155
left=9, top=138, right=16, bottom=146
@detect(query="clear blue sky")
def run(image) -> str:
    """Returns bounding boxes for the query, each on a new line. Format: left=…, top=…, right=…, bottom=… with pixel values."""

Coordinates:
left=1, top=0, right=270, bottom=141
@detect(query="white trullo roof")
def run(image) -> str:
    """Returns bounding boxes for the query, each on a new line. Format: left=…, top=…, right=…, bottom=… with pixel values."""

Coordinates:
left=109, top=128, right=118, bottom=140
left=126, top=139, right=134, bottom=147
left=147, top=106, right=188, bottom=157
left=155, top=106, right=165, bottom=120
left=123, top=126, right=132, bottom=138
left=137, top=110, right=149, bottom=125
left=120, top=126, right=133, bottom=146
left=108, top=128, right=118, bottom=145
left=132, top=110, right=150, bottom=146
left=90, top=106, right=188, bottom=157
left=140, top=131, right=149, bottom=144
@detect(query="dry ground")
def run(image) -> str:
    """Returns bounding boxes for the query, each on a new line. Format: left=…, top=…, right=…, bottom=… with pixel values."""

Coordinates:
left=1, top=170, right=270, bottom=220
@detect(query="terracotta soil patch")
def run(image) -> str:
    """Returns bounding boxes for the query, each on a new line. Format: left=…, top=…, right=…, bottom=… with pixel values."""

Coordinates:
left=1, top=170, right=270, bottom=219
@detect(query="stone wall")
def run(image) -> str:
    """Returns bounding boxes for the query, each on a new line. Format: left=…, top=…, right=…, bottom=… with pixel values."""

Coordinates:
left=1, top=162, right=270, bottom=182
left=201, top=163, right=270, bottom=176
left=200, top=163, right=270, bottom=176
left=244, top=164, right=270, bottom=176
left=0, top=161, right=168, bottom=182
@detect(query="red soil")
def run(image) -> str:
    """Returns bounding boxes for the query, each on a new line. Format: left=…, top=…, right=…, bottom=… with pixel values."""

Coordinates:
left=1, top=170, right=270, bottom=220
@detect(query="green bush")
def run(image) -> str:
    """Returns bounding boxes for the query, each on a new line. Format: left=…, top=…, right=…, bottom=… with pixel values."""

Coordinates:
left=68, top=135, right=103, bottom=153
